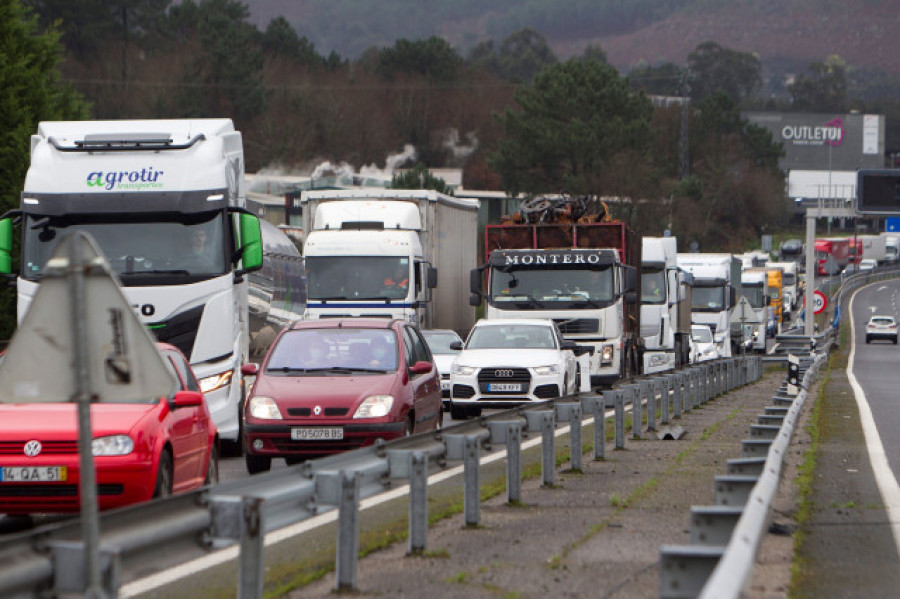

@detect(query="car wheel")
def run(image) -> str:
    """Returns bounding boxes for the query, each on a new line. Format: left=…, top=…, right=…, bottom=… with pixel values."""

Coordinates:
left=449, top=402, right=468, bottom=420
left=204, top=444, right=219, bottom=486
left=405, top=413, right=415, bottom=436
left=152, top=450, right=173, bottom=499
left=866, top=336, right=871, bottom=344
left=436, top=404, right=444, bottom=429
left=245, top=453, right=272, bottom=475
left=894, top=337, right=898, bottom=345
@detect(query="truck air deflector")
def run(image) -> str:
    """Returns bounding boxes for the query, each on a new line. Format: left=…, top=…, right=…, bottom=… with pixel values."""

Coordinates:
left=48, top=133, right=206, bottom=152
left=18, top=190, right=228, bottom=215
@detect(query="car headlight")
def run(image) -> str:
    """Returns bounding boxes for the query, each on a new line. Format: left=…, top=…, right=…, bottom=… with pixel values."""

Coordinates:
left=92, top=435, right=134, bottom=456
left=600, top=344, right=614, bottom=365
left=452, top=364, right=477, bottom=376
left=247, top=396, right=283, bottom=420
left=353, top=395, right=394, bottom=419
left=199, top=370, right=233, bottom=394
left=534, top=364, right=559, bottom=376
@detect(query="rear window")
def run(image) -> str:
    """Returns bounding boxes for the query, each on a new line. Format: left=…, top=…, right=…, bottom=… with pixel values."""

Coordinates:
left=871, top=317, right=895, bottom=326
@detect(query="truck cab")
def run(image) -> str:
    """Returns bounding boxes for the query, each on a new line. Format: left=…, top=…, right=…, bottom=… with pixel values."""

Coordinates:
left=641, top=237, right=692, bottom=373
left=677, top=253, right=741, bottom=358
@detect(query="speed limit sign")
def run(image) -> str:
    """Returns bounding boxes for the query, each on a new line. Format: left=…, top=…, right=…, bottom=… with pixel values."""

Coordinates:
left=802, top=291, right=828, bottom=314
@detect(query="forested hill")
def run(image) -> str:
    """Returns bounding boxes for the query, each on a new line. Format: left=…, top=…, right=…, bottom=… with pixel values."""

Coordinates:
left=245, top=0, right=900, bottom=75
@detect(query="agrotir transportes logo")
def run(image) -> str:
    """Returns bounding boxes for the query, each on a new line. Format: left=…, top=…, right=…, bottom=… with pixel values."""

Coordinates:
left=86, top=167, right=165, bottom=191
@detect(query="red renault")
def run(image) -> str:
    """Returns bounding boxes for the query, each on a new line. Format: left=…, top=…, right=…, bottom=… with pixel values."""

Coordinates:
left=0, top=343, right=218, bottom=515
left=241, top=318, right=442, bottom=473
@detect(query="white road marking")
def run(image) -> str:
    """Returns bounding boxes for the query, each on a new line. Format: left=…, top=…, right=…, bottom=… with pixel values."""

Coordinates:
left=121, top=402, right=624, bottom=597
left=847, top=286, right=900, bottom=556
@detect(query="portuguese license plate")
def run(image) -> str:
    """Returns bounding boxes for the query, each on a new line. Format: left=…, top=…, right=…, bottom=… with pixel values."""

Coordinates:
left=487, top=383, right=522, bottom=392
left=291, top=428, right=344, bottom=440
left=1, top=466, right=67, bottom=482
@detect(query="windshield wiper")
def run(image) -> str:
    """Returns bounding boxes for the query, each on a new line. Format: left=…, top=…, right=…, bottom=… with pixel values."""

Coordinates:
left=512, top=295, right=543, bottom=308
left=122, top=269, right=191, bottom=275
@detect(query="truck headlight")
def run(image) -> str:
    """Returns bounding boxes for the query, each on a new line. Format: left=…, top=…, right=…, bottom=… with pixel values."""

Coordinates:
left=92, top=435, right=134, bottom=456
left=248, top=396, right=283, bottom=420
left=452, top=364, right=477, bottom=376
left=199, top=370, right=233, bottom=394
left=353, top=395, right=394, bottom=419
left=534, top=365, right=559, bottom=376
left=600, top=344, right=614, bottom=366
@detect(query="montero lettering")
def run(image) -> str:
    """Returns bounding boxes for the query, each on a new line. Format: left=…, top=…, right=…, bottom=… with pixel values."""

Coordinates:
left=503, top=252, right=604, bottom=266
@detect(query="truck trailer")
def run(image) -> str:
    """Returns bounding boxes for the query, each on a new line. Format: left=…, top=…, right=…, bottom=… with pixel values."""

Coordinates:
left=0, top=119, right=291, bottom=452
left=300, top=189, right=479, bottom=333
left=470, top=219, right=641, bottom=387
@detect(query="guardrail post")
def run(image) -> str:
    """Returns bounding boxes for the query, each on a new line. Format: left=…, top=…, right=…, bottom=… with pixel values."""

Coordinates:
left=556, top=402, right=583, bottom=471
left=629, top=384, right=642, bottom=439
left=49, top=541, right=120, bottom=598
left=335, top=471, right=361, bottom=591
left=584, top=395, right=605, bottom=460
left=660, top=377, right=671, bottom=425
left=673, top=373, right=683, bottom=418
left=209, top=495, right=265, bottom=599
left=614, top=390, right=625, bottom=449
left=541, top=411, right=556, bottom=486
left=408, top=451, right=428, bottom=555
left=642, top=380, right=656, bottom=432
left=464, top=435, right=481, bottom=526
left=507, top=422, right=523, bottom=503
left=692, top=369, right=701, bottom=409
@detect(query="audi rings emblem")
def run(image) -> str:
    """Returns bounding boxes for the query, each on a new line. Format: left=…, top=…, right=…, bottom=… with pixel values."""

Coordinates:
left=313, top=405, right=322, bottom=416
left=24, top=441, right=42, bottom=457
left=494, top=369, right=514, bottom=378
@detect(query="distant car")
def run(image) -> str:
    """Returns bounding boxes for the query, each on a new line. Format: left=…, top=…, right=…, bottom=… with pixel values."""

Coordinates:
left=421, top=329, right=463, bottom=411
left=691, top=324, right=719, bottom=362
left=241, top=318, right=442, bottom=473
left=859, top=258, right=878, bottom=271
left=841, top=263, right=860, bottom=277
left=448, top=319, right=578, bottom=420
left=866, top=315, right=897, bottom=344
left=0, top=343, right=218, bottom=515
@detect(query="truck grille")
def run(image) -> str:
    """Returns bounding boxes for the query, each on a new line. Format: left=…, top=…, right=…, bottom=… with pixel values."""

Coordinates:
left=554, top=319, right=599, bottom=334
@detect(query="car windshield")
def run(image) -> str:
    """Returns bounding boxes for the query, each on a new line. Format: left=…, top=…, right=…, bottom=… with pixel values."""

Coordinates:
left=266, top=328, right=399, bottom=372
left=422, top=331, right=461, bottom=354
left=467, top=325, right=556, bottom=350
left=692, top=327, right=713, bottom=343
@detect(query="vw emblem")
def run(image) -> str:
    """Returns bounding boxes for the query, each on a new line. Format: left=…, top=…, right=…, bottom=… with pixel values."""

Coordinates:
left=24, top=441, right=42, bottom=457
left=495, top=369, right=514, bottom=378
left=313, top=405, right=322, bottom=416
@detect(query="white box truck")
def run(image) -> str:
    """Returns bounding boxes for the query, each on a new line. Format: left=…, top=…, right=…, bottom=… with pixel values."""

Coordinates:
left=740, top=267, right=772, bottom=351
left=641, top=237, right=693, bottom=373
left=677, top=253, right=742, bottom=358
left=0, top=119, right=308, bottom=453
left=300, top=190, right=479, bottom=332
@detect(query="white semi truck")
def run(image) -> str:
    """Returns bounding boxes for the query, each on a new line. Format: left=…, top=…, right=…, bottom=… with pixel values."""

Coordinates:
left=641, top=237, right=693, bottom=373
left=677, top=253, right=742, bottom=358
left=767, top=261, right=799, bottom=319
left=300, top=190, right=479, bottom=332
left=0, top=119, right=304, bottom=453
left=740, top=268, right=771, bottom=351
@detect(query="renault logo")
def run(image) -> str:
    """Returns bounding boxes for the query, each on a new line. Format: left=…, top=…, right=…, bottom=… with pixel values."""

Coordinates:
left=313, top=405, right=322, bottom=416
left=24, top=441, right=42, bottom=457
left=495, top=369, right=514, bottom=378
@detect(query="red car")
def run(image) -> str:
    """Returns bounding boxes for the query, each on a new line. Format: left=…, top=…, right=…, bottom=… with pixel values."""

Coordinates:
left=242, top=318, right=442, bottom=473
left=0, top=343, right=218, bottom=515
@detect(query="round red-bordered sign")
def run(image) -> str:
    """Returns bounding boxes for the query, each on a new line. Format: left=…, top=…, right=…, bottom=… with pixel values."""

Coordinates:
left=803, top=291, right=828, bottom=314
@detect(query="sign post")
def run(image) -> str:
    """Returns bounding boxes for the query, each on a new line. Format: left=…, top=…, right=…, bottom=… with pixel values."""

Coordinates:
left=0, top=232, right=177, bottom=597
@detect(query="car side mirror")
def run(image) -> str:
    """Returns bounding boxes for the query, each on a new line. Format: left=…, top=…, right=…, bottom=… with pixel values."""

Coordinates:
left=409, top=360, right=433, bottom=374
left=173, top=390, right=204, bottom=408
left=241, top=363, right=259, bottom=376
left=449, top=341, right=463, bottom=350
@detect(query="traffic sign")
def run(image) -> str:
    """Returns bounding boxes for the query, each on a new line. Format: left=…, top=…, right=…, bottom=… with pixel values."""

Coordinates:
left=730, top=295, right=762, bottom=324
left=803, top=290, right=829, bottom=315
left=0, top=232, right=177, bottom=403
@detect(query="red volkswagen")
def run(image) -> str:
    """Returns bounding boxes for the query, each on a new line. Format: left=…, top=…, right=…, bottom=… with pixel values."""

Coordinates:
left=0, top=343, right=218, bottom=514
left=242, top=318, right=442, bottom=473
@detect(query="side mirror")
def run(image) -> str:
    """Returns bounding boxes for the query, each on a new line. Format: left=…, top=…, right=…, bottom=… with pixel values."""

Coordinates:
left=623, top=267, right=637, bottom=294
left=237, top=213, right=263, bottom=273
left=241, top=363, right=259, bottom=376
left=729, top=287, right=737, bottom=306
left=0, top=218, right=11, bottom=275
left=625, top=291, right=638, bottom=305
left=469, top=268, right=483, bottom=295
left=409, top=360, right=433, bottom=374
left=427, top=266, right=438, bottom=289
left=449, top=341, right=463, bottom=351
left=172, top=390, right=204, bottom=408
left=469, top=293, right=481, bottom=307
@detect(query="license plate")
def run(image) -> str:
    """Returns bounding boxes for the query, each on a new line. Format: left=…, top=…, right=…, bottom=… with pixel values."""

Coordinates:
left=487, top=383, right=522, bottom=392
left=1, top=466, right=67, bottom=482
left=291, top=428, right=344, bottom=440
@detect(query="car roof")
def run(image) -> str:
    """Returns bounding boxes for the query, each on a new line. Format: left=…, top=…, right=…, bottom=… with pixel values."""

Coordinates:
left=288, top=318, right=399, bottom=331
left=472, top=318, right=556, bottom=328
left=869, top=315, right=895, bottom=320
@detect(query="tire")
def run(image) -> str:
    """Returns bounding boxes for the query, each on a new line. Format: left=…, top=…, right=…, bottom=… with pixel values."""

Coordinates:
left=866, top=336, right=871, bottom=344
left=404, top=414, right=415, bottom=436
left=204, top=444, right=219, bottom=486
left=894, top=337, right=898, bottom=345
left=152, top=450, right=173, bottom=499
left=449, top=402, right=468, bottom=420
left=561, top=376, right=569, bottom=398
left=245, top=453, right=272, bottom=475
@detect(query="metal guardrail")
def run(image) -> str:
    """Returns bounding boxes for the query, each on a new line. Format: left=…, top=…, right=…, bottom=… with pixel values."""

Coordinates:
left=659, top=266, right=900, bottom=598
left=0, top=356, right=763, bottom=598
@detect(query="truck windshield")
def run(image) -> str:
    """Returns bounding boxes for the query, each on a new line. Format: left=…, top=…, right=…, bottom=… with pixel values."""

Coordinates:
left=783, top=273, right=796, bottom=286
left=307, top=256, right=411, bottom=301
left=741, top=285, right=765, bottom=308
left=489, top=267, right=613, bottom=306
left=692, top=285, right=724, bottom=311
left=640, top=268, right=666, bottom=305
left=22, top=213, right=228, bottom=281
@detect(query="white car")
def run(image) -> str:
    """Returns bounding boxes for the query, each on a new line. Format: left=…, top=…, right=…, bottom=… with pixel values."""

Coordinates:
left=691, top=324, right=719, bottom=362
left=448, top=319, right=578, bottom=420
left=421, top=329, right=464, bottom=410
left=859, top=258, right=878, bottom=271
left=866, top=315, right=897, bottom=344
